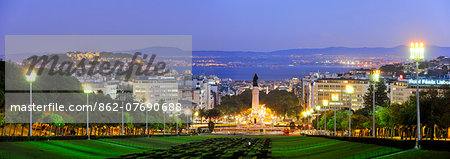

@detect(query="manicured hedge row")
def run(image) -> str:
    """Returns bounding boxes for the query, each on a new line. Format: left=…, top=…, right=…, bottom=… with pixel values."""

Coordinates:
left=0, top=134, right=187, bottom=142
left=120, top=137, right=272, bottom=158
left=307, top=135, right=450, bottom=151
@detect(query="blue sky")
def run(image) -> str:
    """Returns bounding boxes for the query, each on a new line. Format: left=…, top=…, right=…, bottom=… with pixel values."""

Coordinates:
left=1, top=0, right=449, bottom=53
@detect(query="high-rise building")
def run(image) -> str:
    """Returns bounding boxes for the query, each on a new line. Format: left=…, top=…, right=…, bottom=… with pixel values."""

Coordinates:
left=313, top=79, right=368, bottom=111
left=390, top=79, right=450, bottom=104
left=133, top=76, right=179, bottom=104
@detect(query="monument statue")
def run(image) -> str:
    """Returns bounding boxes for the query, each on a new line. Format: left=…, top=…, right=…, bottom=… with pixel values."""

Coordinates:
left=251, top=73, right=261, bottom=126
left=253, top=73, right=258, bottom=86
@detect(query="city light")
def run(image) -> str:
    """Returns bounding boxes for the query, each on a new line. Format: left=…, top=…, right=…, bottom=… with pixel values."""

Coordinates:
left=25, top=71, right=37, bottom=82
left=371, top=69, right=380, bottom=83
left=410, top=42, right=424, bottom=61
left=25, top=70, right=37, bottom=137
left=346, top=84, right=354, bottom=137
left=370, top=70, right=380, bottom=138
left=83, top=84, right=93, bottom=94
left=410, top=41, right=425, bottom=149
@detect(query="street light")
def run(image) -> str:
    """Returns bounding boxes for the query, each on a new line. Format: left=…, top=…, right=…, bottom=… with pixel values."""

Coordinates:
left=25, top=71, right=36, bottom=136
left=331, top=93, right=339, bottom=136
left=323, top=99, right=329, bottom=135
left=83, top=83, right=93, bottom=140
left=194, top=111, right=199, bottom=123
left=370, top=69, right=380, bottom=138
left=145, top=101, right=149, bottom=137
left=346, top=84, right=354, bottom=137
left=410, top=42, right=424, bottom=148
left=184, top=109, right=191, bottom=135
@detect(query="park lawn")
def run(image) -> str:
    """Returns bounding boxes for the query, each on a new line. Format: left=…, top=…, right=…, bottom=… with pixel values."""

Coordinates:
left=271, top=136, right=401, bottom=159
left=270, top=136, right=336, bottom=150
left=1, top=136, right=448, bottom=159
left=0, top=140, right=143, bottom=159
left=99, top=135, right=223, bottom=149
left=379, top=149, right=450, bottom=159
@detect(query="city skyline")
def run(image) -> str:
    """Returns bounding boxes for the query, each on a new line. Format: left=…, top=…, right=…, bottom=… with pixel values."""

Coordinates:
left=1, top=0, right=450, bottom=54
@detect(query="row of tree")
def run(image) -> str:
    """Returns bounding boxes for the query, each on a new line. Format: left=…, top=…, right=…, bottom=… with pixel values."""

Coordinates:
left=0, top=61, right=193, bottom=136
left=315, top=79, right=450, bottom=139
left=216, top=89, right=302, bottom=120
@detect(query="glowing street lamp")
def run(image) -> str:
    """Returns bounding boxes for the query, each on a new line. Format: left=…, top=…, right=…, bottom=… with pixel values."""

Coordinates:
left=323, top=99, right=329, bottom=134
left=346, top=84, right=354, bottom=137
left=83, top=83, right=92, bottom=140
left=331, top=93, right=339, bottom=136
left=184, top=109, right=192, bottom=134
left=410, top=42, right=424, bottom=148
left=371, top=70, right=380, bottom=83
left=370, top=69, right=380, bottom=138
left=410, top=42, right=424, bottom=61
left=25, top=71, right=37, bottom=136
left=145, top=101, right=149, bottom=137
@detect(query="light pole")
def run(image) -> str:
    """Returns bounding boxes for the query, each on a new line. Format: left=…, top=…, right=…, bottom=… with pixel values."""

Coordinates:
left=410, top=42, right=424, bottom=148
left=323, top=99, right=329, bottom=135
left=119, top=90, right=125, bottom=136
left=83, top=84, right=93, bottom=140
left=25, top=71, right=36, bottom=136
left=346, top=84, right=354, bottom=137
left=163, top=111, right=166, bottom=135
left=184, top=109, right=191, bottom=134
left=306, top=109, right=312, bottom=133
left=308, top=109, right=313, bottom=134
left=302, top=111, right=307, bottom=133
left=145, top=101, right=149, bottom=137
left=176, top=114, right=179, bottom=135
left=315, top=106, right=320, bottom=135
left=370, top=69, right=380, bottom=138
left=331, top=93, right=339, bottom=136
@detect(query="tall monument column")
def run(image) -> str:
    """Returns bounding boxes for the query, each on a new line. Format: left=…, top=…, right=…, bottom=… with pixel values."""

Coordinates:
left=251, top=74, right=260, bottom=123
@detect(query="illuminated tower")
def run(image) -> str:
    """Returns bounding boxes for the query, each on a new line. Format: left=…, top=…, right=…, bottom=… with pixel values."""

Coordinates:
left=251, top=74, right=260, bottom=123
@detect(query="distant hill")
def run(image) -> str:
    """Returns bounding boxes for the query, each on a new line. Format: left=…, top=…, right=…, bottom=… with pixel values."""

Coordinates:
left=115, top=46, right=189, bottom=57
left=193, top=45, right=450, bottom=59
left=5, top=45, right=449, bottom=62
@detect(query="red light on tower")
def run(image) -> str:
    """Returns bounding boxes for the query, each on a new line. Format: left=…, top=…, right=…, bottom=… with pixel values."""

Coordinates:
left=399, top=74, right=404, bottom=79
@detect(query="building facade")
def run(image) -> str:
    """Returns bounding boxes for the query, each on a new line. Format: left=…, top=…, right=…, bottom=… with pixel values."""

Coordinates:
left=313, top=79, right=369, bottom=111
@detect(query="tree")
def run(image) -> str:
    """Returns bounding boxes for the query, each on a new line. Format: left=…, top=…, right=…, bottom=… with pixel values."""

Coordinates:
left=289, top=122, right=296, bottom=130
left=411, top=88, right=450, bottom=140
left=206, top=108, right=221, bottom=121
left=216, top=90, right=254, bottom=115
left=359, top=79, right=389, bottom=116
left=198, top=108, right=207, bottom=123
left=208, top=121, right=215, bottom=133
left=263, top=90, right=300, bottom=119
left=380, top=64, right=403, bottom=76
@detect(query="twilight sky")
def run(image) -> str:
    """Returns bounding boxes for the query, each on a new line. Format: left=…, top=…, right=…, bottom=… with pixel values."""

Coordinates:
left=1, top=0, right=449, bottom=54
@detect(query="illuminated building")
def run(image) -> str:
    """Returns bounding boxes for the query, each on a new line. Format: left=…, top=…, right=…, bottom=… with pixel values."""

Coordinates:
left=389, top=79, right=450, bottom=104
left=312, top=79, right=368, bottom=110
left=133, top=76, right=179, bottom=104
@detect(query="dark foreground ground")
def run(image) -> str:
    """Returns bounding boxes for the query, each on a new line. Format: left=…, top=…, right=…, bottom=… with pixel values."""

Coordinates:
left=0, top=135, right=448, bottom=158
